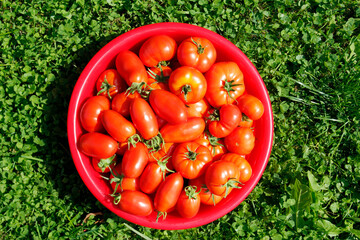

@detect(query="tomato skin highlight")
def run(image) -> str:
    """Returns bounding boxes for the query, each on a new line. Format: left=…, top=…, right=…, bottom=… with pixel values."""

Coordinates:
left=96, top=69, right=127, bottom=98
left=208, top=104, right=241, bottom=138
left=186, top=98, right=210, bottom=118
left=224, top=127, right=255, bottom=155
left=78, top=132, right=117, bottom=159
left=101, top=109, right=136, bottom=142
left=80, top=96, right=110, bottom=132
left=176, top=186, right=201, bottom=218
left=117, top=190, right=153, bottom=217
left=160, top=117, right=205, bottom=143
left=115, top=50, right=148, bottom=86
left=139, top=35, right=177, bottom=67
left=220, top=153, right=252, bottom=183
left=130, top=98, right=159, bottom=140
left=111, top=91, right=141, bottom=118
left=122, top=142, right=149, bottom=178
left=237, top=94, right=264, bottom=120
left=149, top=89, right=188, bottom=124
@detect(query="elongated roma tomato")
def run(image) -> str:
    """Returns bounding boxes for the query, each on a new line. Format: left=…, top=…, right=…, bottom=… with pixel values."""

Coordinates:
left=220, top=153, right=252, bottom=183
left=237, top=94, right=264, bottom=120
left=101, top=110, right=137, bottom=143
left=149, top=89, right=187, bottom=124
left=116, top=190, right=153, bottom=216
left=176, top=186, right=201, bottom=218
left=224, top=127, right=255, bottom=155
left=78, top=132, right=117, bottom=159
left=139, top=35, right=177, bottom=67
left=80, top=96, right=110, bottom=132
left=115, top=50, right=148, bottom=87
left=111, top=91, right=141, bottom=118
left=160, top=117, right=205, bottom=143
left=122, top=142, right=149, bottom=178
left=140, top=158, right=173, bottom=194
left=205, top=62, right=245, bottom=108
left=130, top=98, right=158, bottom=140
left=96, top=69, right=127, bottom=99
left=207, top=104, right=241, bottom=138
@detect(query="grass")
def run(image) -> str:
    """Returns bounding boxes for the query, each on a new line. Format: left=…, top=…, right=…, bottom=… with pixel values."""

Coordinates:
left=1, top=0, right=359, bottom=239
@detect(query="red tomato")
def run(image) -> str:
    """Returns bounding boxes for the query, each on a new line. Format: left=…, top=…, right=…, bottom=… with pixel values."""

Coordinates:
left=148, top=142, right=176, bottom=162
left=177, top=37, right=217, bottom=73
left=168, top=66, right=207, bottom=104
left=140, top=158, right=173, bottom=194
left=156, top=115, right=167, bottom=129
left=115, top=190, right=153, bottom=216
left=139, top=35, right=177, bottom=67
left=193, top=132, right=227, bottom=161
left=172, top=142, right=212, bottom=179
left=220, top=153, right=252, bottom=183
left=205, top=160, right=240, bottom=198
left=237, top=94, right=264, bottom=120
left=111, top=91, right=141, bottom=118
left=205, top=62, right=245, bottom=108
left=79, top=96, right=110, bottom=132
left=92, top=155, right=117, bottom=173
left=188, top=176, right=223, bottom=206
left=78, top=132, right=117, bottom=159
left=160, top=117, right=205, bottom=143
left=130, top=98, right=158, bottom=140
left=116, top=141, right=128, bottom=155
left=109, top=164, right=140, bottom=193
left=207, top=104, right=241, bottom=138
left=176, top=186, right=201, bottom=218
left=154, top=173, right=184, bottom=221
left=121, top=142, right=149, bottom=178
left=186, top=98, right=211, bottom=118
left=149, top=89, right=187, bottom=124
left=115, top=50, right=148, bottom=86
left=96, top=69, right=127, bottom=99
left=224, top=127, right=255, bottom=155
left=147, top=66, right=172, bottom=90
left=238, top=113, right=254, bottom=128
left=101, top=110, right=137, bottom=143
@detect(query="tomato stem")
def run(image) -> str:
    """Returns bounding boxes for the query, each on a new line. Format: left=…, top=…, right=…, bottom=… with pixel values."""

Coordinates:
left=109, top=167, right=125, bottom=194
left=128, top=134, right=141, bottom=149
left=97, top=154, right=116, bottom=172
left=181, top=84, right=192, bottom=102
left=206, top=108, right=220, bottom=122
left=185, top=146, right=199, bottom=161
left=221, top=178, right=242, bottom=198
left=110, top=192, right=122, bottom=205
left=144, top=132, right=165, bottom=153
left=223, top=79, right=242, bottom=102
left=191, top=37, right=205, bottom=54
left=97, top=75, right=114, bottom=99
left=157, top=156, right=174, bottom=180
left=147, top=66, right=169, bottom=83
left=156, top=211, right=167, bottom=222
left=125, top=82, right=152, bottom=99
left=185, top=185, right=200, bottom=200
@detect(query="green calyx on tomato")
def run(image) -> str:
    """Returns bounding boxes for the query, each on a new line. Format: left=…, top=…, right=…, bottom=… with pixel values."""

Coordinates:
left=156, top=60, right=170, bottom=68
left=156, top=211, right=167, bottom=222
left=185, top=185, right=200, bottom=200
left=223, top=79, right=242, bottom=101
left=108, top=167, right=126, bottom=194
left=206, top=109, right=220, bottom=122
left=157, top=156, right=174, bottom=180
left=181, top=84, right=192, bottom=102
left=185, top=146, right=200, bottom=161
left=201, top=184, right=218, bottom=206
left=147, top=66, right=169, bottom=83
left=97, top=76, right=114, bottom=99
left=221, top=177, right=242, bottom=198
left=143, top=132, right=165, bottom=153
left=205, top=131, right=224, bottom=155
left=97, top=154, right=116, bottom=173
left=191, top=37, right=205, bottom=54
left=125, top=82, right=152, bottom=99
left=127, top=133, right=141, bottom=149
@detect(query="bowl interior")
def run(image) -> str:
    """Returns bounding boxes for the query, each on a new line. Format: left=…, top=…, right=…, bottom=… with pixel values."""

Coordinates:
left=67, top=22, right=273, bottom=230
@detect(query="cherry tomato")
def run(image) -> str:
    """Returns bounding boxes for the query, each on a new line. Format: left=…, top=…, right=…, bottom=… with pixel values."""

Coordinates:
left=122, top=142, right=149, bottom=178
left=78, top=132, right=117, bottom=159
left=160, top=117, right=205, bottom=143
left=154, top=172, right=184, bottom=221
left=96, top=69, right=127, bottom=99
left=92, top=155, right=117, bottom=173
left=176, top=186, right=201, bottom=218
left=205, top=62, right=245, bottom=108
left=168, top=66, right=207, bottom=104
left=140, top=158, right=173, bottom=194
left=109, top=164, right=140, bottom=193
left=172, top=142, right=212, bottom=179
left=205, top=160, right=240, bottom=198
left=237, top=94, right=264, bottom=120
left=115, top=190, right=153, bottom=216
left=188, top=175, right=223, bottom=206
left=139, top=35, right=177, bottom=67
left=207, top=104, right=241, bottom=138
left=186, top=98, right=211, bottom=118
left=147, top=66, right=172, bottom=90
left=220, top=153, right=252, bottom=183
left=79, top=96, right=110, bottom=132
left=130, top=98, right=159, bottom=140
left=115, top=50, right=148, bottom=87
left=177, top=37, right=217, bottom=73
left=101, top=109, right=137, bottom=143
left=149, top=89, right=187, bottom=124
left=193, top=132, right=227, bottom=161
left=111, top=91, right=141, bottom=118
left=224, top=127, right=255, bottom=155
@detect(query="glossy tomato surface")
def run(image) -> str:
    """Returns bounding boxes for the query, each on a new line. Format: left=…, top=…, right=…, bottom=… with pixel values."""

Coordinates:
left=68, top=22, right=273, bottom=230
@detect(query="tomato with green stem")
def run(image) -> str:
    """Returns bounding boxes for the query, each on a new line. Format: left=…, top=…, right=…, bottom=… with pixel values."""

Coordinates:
left=176, top=185, right=201, bottom=218
left=80, top=96, right=110, bottom=132
left=220, top=153, right=252, bottom=183
left=188, top=176, right=223, bottom=206
left=92, top=155, right=117, bottom=173
left=122, top=142, right=149, bottom=178
left=238, top=112, right=254, bottom=128
left=111, top=91, right=141, bottom=118
left=205, top=62, right=245, bottom=108
left=168, top=66, right=207, bottom=104
left=160, top=117, right=205, bottom=143
left=177, top=37, right=217, bottom=73
left=207, top=104, right=241, bottom=138
left=108, top=164, right=140, bottom=193
left=112, top=190, right=153, bottom=216
left=147, top=66, right=172, bottom=91
left=193, top=131, right=227, bottom=161
left=237, top=94, right=264, bottom=120
left=96, top=69, right=127, bottom=99
left=224, top=127, right=255, bottom=155
left=78, top=132, right=117, bottom=159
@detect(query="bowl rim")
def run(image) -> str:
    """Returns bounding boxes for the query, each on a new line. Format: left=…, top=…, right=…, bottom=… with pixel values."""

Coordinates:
left=67, top=22, right=274, bottom=230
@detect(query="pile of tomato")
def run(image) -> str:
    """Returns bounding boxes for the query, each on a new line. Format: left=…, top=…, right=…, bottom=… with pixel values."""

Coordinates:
left=77, top=35, right=264, bottom=221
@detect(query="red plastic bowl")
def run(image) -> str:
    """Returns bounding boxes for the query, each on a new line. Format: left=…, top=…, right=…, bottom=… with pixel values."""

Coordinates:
left=67, top=22, right=273, bottom=230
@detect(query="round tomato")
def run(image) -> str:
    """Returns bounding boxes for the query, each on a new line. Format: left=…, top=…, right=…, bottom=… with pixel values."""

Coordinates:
left=237, top=94, right=264, bottom=120
left=220, top=153, right=252, bottom=183
left=168, top=66, right=207, bottom=104
left=114, top=190, right=153, bottom=216
left=92, top=155, right=117, bottom=173
left=193, top=132, right=227, bottom=161
left=238, top=113, right=254, bottom=128
left=177, top=37, right=217, bottom=73
left=115, top=50, right=148, bottom=87
left=111, top=91, right=141, bottom=118
left=172, top=142, right=212, bottom=179
left=186, top=98, right=211, bottom=118
left=109, top=164, right=140, bottom=193
left=80, top=96, right=110, bottom=132
left=207, top=104, right=241, bottom=138
left=130, top=98, right=158, bottom=140
left=205, top=62, right=245, bottom=108
left=78, top=132, right=117, bottom=159
left=224, top=127, right=255, bottom=155
left=154, top=172, right=184, bottom=221
left=96, top=69, right=127, bottom=99
left=122, top=142, right=149, bottom=178
left=149, top=89, right=188, bottom=124
left=160, top=117, right=205, bottom=143
left=147, top=66, right=172, bottom=90
left=205, top=160, right=241, bottom=198
left=188, top=176, right=223, bottom=206
left=140, top=158, right=173, bottom=194
left=176, top=186, right=201, bottom=218
left=139, top=35, right=177, bottom=67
